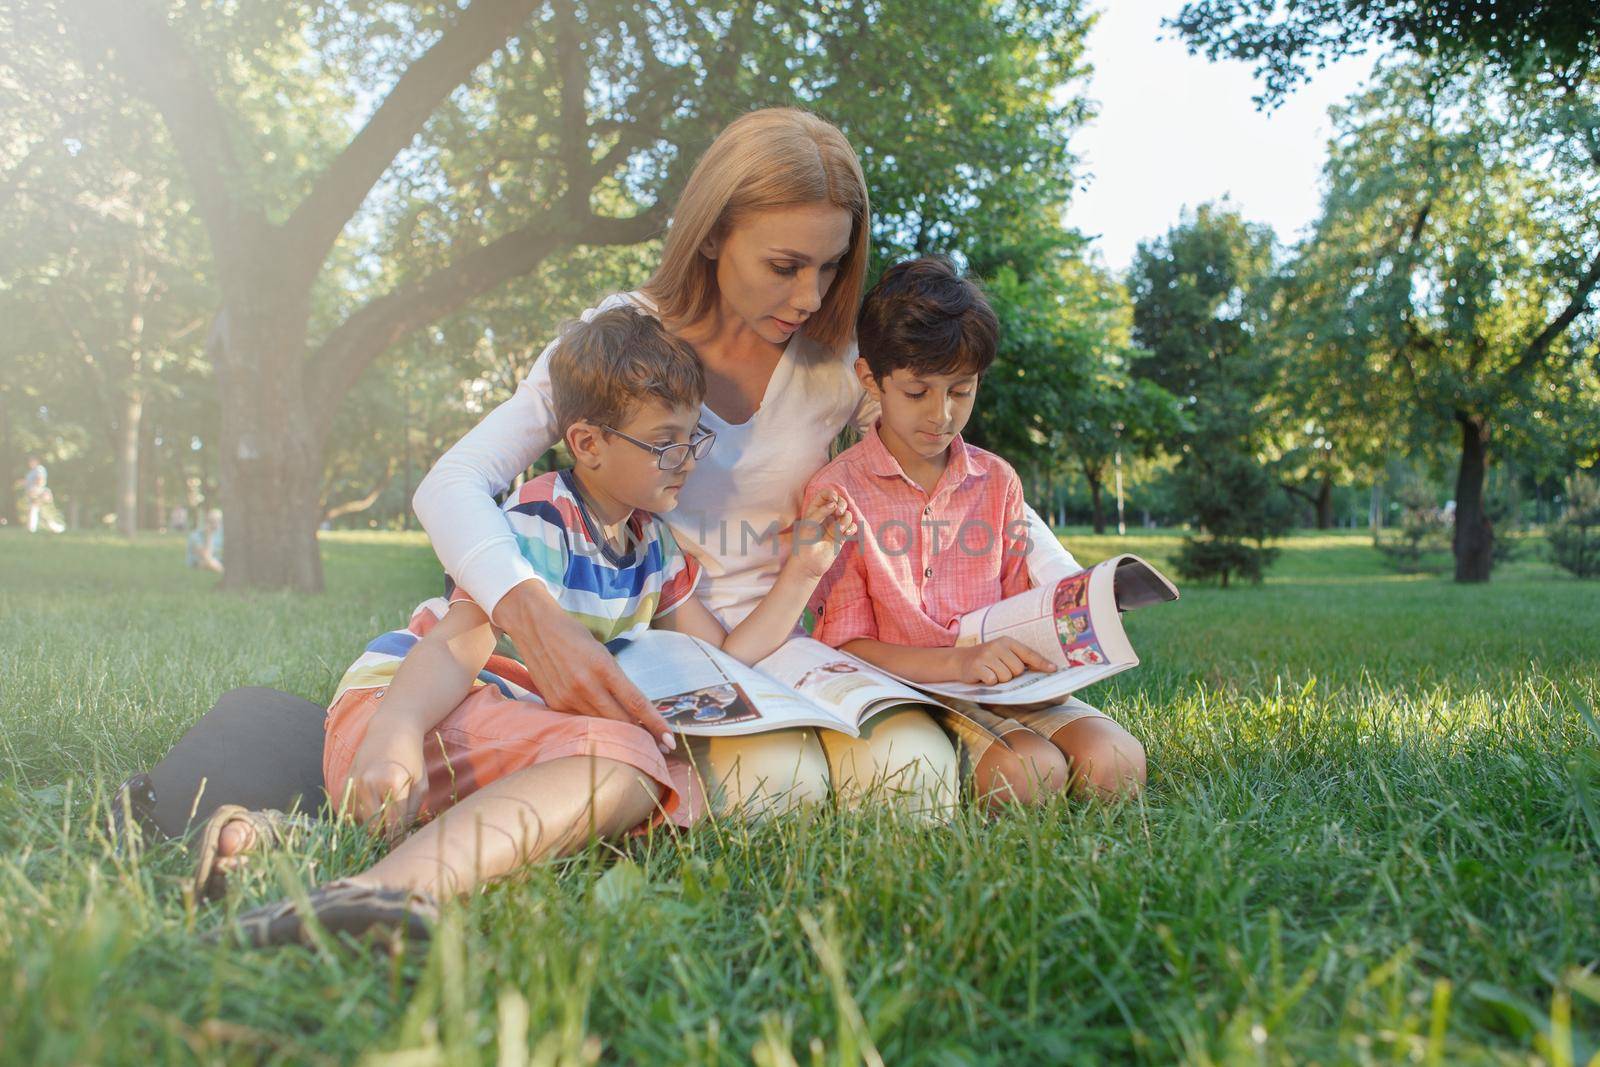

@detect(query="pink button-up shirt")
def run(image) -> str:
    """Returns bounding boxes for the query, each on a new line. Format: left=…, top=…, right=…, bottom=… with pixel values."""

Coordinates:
left=804, top=423, right=1033, bottom=649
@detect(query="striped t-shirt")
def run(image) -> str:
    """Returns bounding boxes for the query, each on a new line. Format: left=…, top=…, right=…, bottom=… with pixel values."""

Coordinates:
left=331, top=469, right=701, bottom=704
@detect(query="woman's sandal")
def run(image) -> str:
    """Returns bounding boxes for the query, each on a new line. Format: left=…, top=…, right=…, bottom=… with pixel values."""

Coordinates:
left=190, top=805, right=308, bottom=903
left=210, top=880, right=439, bottom=949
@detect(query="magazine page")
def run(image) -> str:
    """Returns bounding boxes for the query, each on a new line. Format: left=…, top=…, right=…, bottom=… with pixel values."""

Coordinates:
left=756, top=637, right=943, bottom=730
left=887, top=553, right=1177, bottom=705
left=953, top=569, right=1092, bottom=669
left=614, top=631, right=855, bottom=737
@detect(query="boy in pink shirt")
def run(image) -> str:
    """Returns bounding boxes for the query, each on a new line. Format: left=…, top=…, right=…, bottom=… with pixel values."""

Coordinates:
left=804, top=258, right=1147, bottom=808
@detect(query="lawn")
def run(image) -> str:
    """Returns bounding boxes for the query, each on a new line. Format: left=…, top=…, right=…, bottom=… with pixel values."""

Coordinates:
left=1, top=527, right=1597, bottom=1065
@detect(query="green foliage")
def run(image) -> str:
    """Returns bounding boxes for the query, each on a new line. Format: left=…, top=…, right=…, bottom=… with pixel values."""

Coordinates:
left=1129, top=203, right=1292, bottom=584
left=1280, top=57, right=1600, bottom=579
left=1374, top=481, right=1453, bottom=574
left=1169, top=440, right=1292, bottom=586
left=1549, top=472, right=1600, bottom=578
left=1174, top=534, right=1277, bottom=587
left=0, top=1, right=219, bottom=528
left=1289, top=61, right=1600, bottom=465
left=979, top=261, right=1184, bottom=527
left=2, top=0, right=1110, bottom=558
left=1168, top=0, right=1600, bottom=107
left=3, top=531, right=1599, bottom=1062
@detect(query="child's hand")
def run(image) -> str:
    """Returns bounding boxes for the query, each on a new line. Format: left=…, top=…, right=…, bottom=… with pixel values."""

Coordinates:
left=343, top=718, right=428, bottom=838
left=793, top=490, right=858, bottom=579
left=951, top=638, right=1057, bottom=686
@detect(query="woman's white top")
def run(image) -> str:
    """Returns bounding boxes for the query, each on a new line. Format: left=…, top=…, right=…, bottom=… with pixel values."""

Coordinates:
left=414, top=292, right=1080, bottom=627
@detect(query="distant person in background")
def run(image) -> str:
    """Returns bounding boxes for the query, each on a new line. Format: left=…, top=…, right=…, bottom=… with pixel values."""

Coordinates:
left=22, top=456, right=65, bottom=534
left=187, top=508, right=224, bottom=574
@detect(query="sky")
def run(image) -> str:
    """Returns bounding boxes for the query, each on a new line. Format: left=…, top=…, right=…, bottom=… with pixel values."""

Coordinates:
left=1063, top=1, right=1383, bottom=272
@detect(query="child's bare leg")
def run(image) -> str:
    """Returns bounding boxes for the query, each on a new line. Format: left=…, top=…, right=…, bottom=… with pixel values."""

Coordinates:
left=1046, top=717, right=1146, bottom=800
left=348, top=755, right=661, bottom=899
left=971, top=728, right=1068, bottom=810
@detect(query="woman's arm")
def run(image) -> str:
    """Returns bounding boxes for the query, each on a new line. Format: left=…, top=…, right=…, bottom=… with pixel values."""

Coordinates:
left=1021, top=503, right=1080, bottom=584
left=413, top=372, right=556, bottom=616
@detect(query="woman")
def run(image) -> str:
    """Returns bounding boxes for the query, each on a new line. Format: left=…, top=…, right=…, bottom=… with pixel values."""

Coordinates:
left=186, top=108, right=1140, bottom=916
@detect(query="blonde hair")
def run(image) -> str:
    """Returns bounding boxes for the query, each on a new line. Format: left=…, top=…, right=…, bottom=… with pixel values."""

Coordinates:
left=549, top=307, right=706, bottom=434
left=643, top=108, right=870, bottom=351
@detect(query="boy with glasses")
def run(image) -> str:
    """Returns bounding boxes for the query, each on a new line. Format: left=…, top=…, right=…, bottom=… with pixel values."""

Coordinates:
left=320, top=305, right=856, bottom=834
left=196, top=308, right=854, bottom=933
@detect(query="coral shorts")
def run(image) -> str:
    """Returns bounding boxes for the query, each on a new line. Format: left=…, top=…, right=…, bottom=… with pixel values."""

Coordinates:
left=323, top=683, right=705, bottom=830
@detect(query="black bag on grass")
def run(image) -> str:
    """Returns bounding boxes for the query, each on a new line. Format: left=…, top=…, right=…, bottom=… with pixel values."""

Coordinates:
left=116, top=687, right=328, bottom=840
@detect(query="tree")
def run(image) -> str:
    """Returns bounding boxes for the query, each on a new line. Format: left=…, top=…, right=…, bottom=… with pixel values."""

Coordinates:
left=10, top=0, right=1099, bottom=590
left=1549, top=472, right=1600, bottom=578
left=1, top=4, right=218, bottom=534
left=1128, top=204, right=1293, bottom=583
left=1169, top=0, right=1600, bottom=106
left=1283, top=60, right=1600, bottom=580
left=977, top=260, right=1181, bottom=534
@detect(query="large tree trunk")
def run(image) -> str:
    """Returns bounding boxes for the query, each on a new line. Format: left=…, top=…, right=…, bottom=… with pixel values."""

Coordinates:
left=213, top=279, right=326, bottom=593
left=1315, top=474, right=1333, bottom=530
left=116, top=388, right=143, bottom=538
left=1452, top=411, right=1494, bottom=582
left=1088, top=475, right=1106, bottom=535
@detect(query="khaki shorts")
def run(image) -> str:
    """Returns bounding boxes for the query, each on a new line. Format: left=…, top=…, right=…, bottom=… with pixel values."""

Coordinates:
left=933, top=697, right=1115, bottom=784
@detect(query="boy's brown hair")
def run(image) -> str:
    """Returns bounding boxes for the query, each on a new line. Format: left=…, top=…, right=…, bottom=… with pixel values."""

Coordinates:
left=856, top=256, right=999, bottom=380
left=549, top=306, right=706, bottom=433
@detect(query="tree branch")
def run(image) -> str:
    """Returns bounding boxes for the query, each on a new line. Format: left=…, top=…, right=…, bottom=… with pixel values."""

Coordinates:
left=282, top=0, right=542, bottom=275
left=1510, top=241, right=1600, bottom=379
left=321, top=457, right=397, bottom=523
left=1279, top=480, right=1318, bottom=505
left=551, top=0, right=592, bottom=209
left=304, top=206, right=670, bottom=434
left=67, top=0, right=252, bottom=264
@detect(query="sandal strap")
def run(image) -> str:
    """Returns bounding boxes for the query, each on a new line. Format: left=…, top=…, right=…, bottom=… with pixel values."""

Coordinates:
left=219, top=882, right=439, bottom=950
left=191, top=806, right=311, bottom=904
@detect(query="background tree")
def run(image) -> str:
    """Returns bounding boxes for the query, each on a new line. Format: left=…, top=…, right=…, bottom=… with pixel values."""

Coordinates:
left=1548, top=472, right=1600, bottom=578
left=1128, top=203, right=1293, bottom=584
left=1169, top=0, right=1600, bottom=106
left=1283, top=60, right=1600, bottom=580
left=3, top=0, right=1100, bottom=588
left=1, top=4, right=216, bottom=534
left=976, top=259, right=1181, bottom=534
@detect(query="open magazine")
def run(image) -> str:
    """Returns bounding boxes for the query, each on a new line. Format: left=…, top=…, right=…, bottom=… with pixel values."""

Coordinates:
left=614, top=553, right=1178, bottom=737
left=615, top=630, right=930, bottom=737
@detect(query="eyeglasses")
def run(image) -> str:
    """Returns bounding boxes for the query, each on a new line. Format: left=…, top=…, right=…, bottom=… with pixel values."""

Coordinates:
left=602, top=424, right=717, bottom=471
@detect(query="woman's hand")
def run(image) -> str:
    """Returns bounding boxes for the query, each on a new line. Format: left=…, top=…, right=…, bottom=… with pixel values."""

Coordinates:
left=793, top=489, right=858, bottom=579
left=951, top=637, right=1057, bottom=687
left=344, top=719, right=428, bottom=837
left=495, top=579, right=676, bottom=751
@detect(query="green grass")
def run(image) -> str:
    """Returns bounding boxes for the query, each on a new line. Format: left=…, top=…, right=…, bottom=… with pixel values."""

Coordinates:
left=2, top=527, right=1597, bottom=1065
